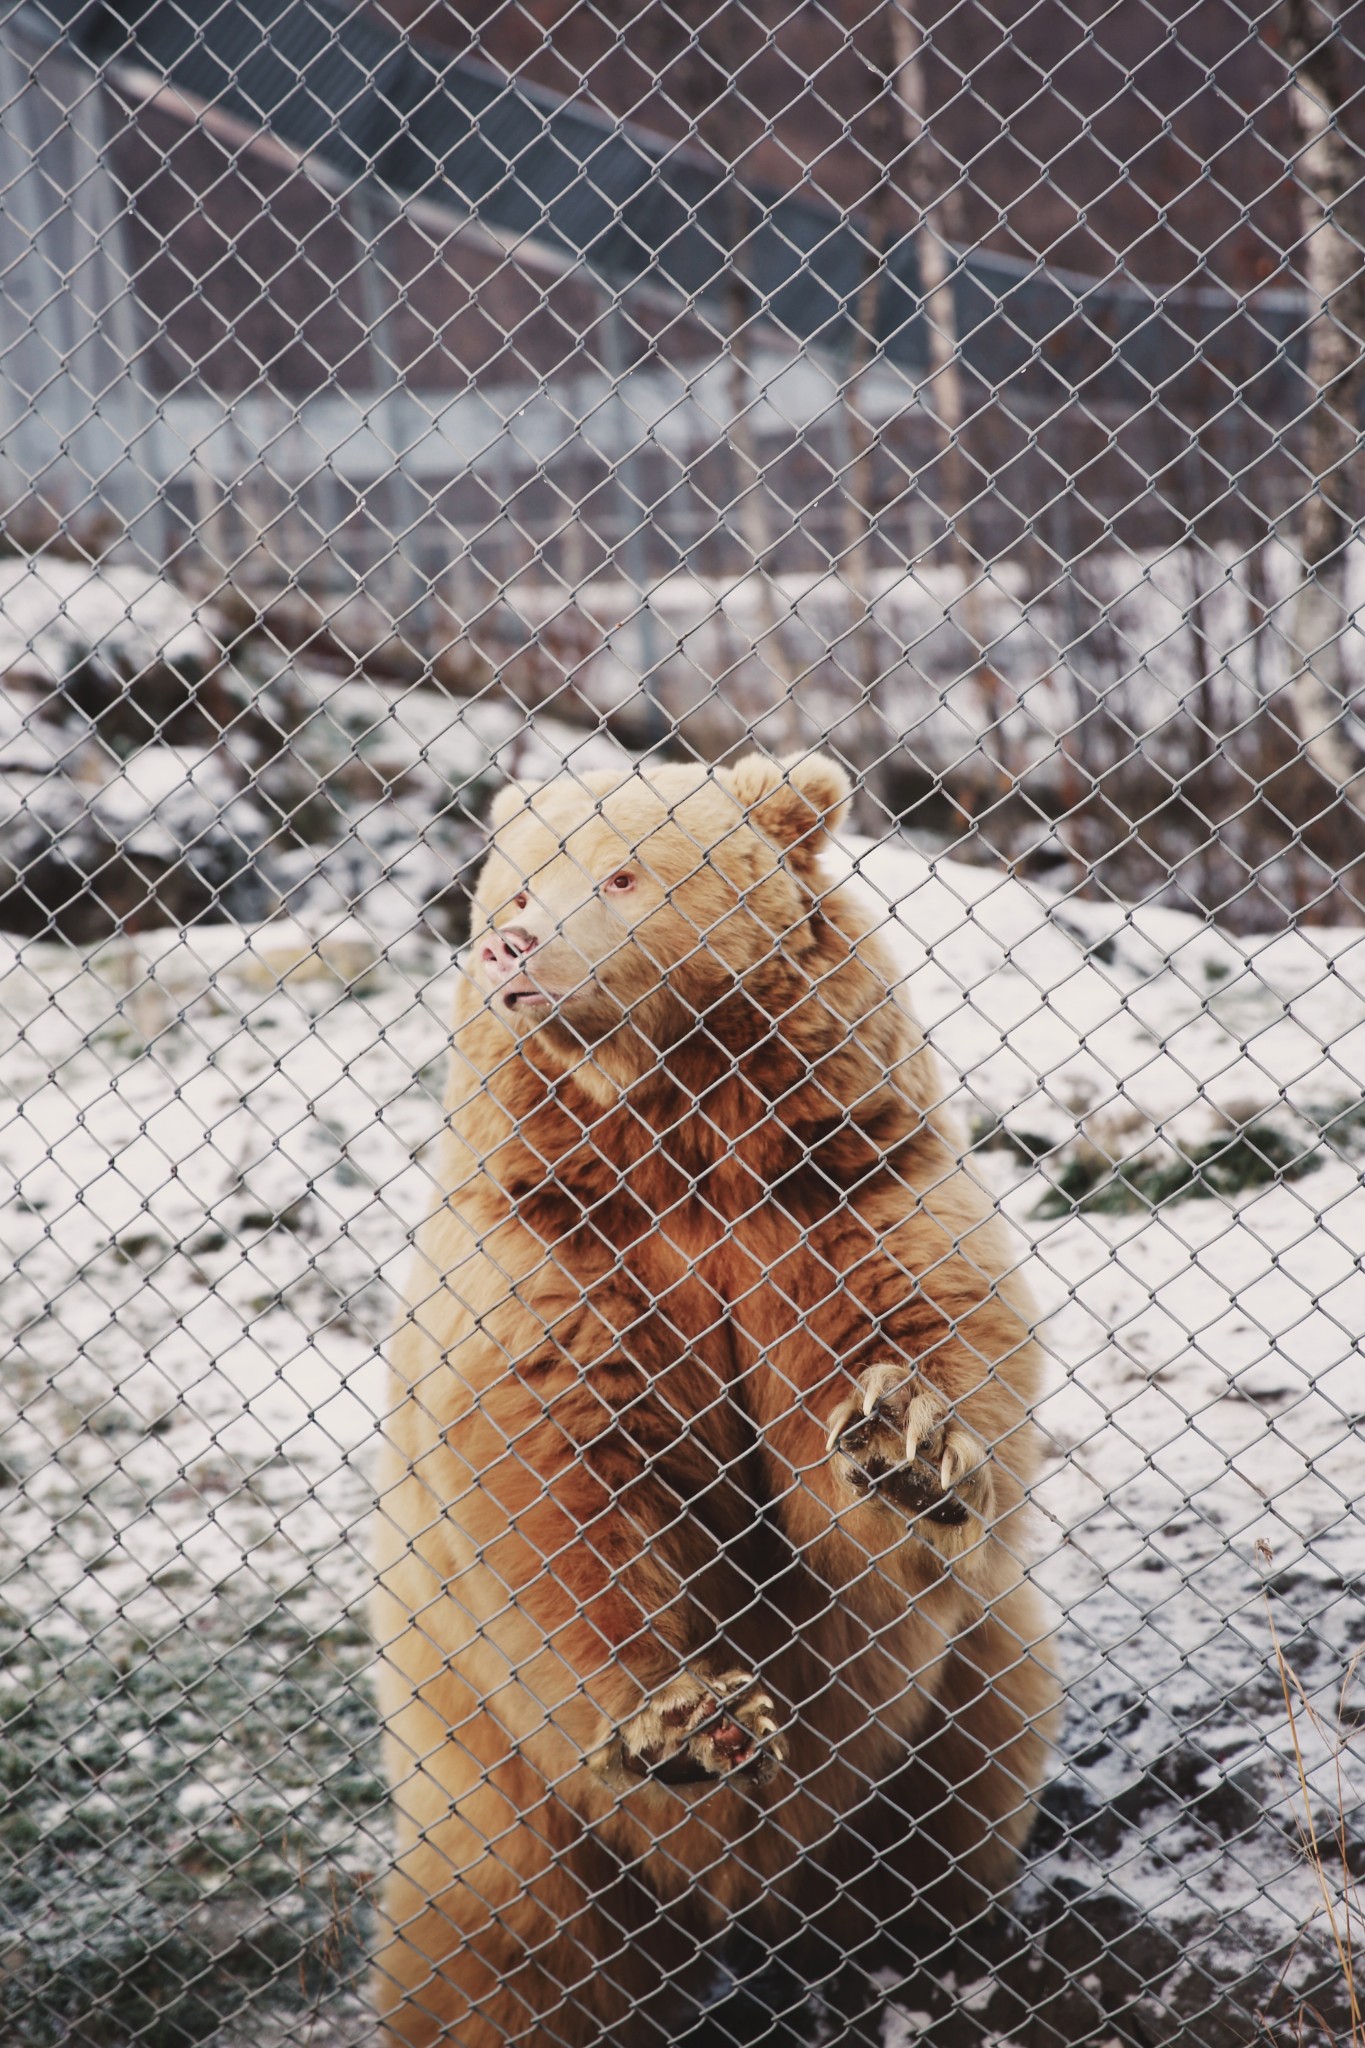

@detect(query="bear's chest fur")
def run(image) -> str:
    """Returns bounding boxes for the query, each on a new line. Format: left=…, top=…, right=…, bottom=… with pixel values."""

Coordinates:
left=488, top=1052, right=937, bottom=1247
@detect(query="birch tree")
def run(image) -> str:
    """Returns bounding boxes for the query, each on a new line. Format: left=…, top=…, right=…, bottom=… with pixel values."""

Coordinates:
left=1278, top=0, right=1365, bottom=785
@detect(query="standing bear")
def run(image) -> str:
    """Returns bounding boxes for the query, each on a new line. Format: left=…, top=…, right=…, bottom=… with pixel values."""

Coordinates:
left=372, top=753, right=1060, bottom=2047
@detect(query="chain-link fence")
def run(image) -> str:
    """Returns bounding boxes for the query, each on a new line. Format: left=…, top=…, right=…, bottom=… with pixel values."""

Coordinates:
left=2, top=0, right=1363, bottom=2043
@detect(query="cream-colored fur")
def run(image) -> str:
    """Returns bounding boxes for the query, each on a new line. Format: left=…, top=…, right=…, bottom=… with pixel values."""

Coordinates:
left=372, top=754, right=1061, bottom=2047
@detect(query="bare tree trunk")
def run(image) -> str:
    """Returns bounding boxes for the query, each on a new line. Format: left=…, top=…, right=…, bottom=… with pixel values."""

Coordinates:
left=1178, top=433, right=1233, bottom=915
left=723, top=187, right=804, bottom=722
left=835, top=1, right=992, bottom=822
left=630, top=0, right=803, bottom=751
left=600, top=283, right=670, bottom=745
left=887, top=0, right=986, bottom=659
left=835, top=30, right=901, bottom=816
left=1279, top=0, right=1365, bottom=788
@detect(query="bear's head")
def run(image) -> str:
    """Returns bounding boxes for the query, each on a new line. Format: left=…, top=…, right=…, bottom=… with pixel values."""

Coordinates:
left=463, top=752, right=862, bottom=1086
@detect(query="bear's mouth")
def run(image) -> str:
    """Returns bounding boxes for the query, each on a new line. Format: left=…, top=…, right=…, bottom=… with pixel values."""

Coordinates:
left=501, top=981, right=553, bottom=1013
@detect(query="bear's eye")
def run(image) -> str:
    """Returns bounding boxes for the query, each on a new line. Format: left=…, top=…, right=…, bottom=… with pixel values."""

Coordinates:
left=604, top=870, right=636, bottom=894
left=512, top=892, right=529, bottom=911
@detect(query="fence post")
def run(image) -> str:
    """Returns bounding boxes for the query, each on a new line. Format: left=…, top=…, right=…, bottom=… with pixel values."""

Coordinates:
left=351, top=181, right=429, bottom=637
left=0, top=33, right=165, bottom=560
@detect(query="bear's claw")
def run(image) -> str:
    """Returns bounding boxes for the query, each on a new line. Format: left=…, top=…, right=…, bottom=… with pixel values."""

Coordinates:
left=827, top=1369, right=992, bottom=1529
left=595, top=1672, right=785, bottom=1792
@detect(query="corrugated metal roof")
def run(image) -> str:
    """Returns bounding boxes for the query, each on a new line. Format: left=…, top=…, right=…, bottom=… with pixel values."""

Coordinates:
left=31, top=0, right=1308, bottom=417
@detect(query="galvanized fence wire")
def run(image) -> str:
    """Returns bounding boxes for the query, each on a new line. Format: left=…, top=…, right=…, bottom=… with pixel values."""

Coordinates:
left=0, top=0, right=1363, bottom=2042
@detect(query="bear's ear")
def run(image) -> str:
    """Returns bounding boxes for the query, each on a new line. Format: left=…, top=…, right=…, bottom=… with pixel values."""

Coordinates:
left=728, top=751, right=853, bottom=866
left=487, top=780, right=537, bottom=831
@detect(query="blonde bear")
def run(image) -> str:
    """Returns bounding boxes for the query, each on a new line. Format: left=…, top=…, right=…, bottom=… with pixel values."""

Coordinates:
left=372, top=753, right=1060, bottom=2047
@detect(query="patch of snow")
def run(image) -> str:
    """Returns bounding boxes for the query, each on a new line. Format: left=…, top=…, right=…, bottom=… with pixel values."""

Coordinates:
left=0, top=551, right=214, bottom=684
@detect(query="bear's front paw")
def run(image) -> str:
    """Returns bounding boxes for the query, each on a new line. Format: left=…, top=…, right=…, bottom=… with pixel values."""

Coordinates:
left=826, top=1366, right=993, bottom=1529
left=594, top=1672, right=785, bottom=1793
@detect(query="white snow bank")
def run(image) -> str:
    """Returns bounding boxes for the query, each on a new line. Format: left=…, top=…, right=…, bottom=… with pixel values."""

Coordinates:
left=0, top=551, right=215, bottom=684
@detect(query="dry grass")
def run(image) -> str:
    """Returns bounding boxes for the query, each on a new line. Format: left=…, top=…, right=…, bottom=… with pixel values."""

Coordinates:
left=1265, top=1587, right=1364, bottom=2046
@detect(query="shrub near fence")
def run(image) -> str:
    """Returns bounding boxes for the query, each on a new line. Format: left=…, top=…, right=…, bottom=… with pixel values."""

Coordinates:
left=0, top=0, right=1363, bottom=2043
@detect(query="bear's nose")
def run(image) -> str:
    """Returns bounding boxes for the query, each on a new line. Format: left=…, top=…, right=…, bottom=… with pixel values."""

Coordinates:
left=479, top=925, right=538, bottom=982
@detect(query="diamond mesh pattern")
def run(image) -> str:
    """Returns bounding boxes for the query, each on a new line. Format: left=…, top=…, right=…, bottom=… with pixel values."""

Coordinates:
left=0, top=0, right=1362, bottom=2042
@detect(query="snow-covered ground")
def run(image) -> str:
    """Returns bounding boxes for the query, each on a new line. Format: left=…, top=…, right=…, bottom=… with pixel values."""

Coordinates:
left=0, top=816, right=1362, bottom=2042
left=0, top=916, right=446, bottom=2043
left=848, top=841, right=1365, bottom=2045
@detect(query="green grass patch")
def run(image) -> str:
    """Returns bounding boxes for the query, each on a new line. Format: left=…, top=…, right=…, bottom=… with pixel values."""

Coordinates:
left=0, top=1608, right=384, bottom=2046
left=968, top=1114, right=1058, bottom=1165
left=1033, top=1121, right=1320, bottom=1218
left=1304, top=1097, right=1365, bottom=1157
